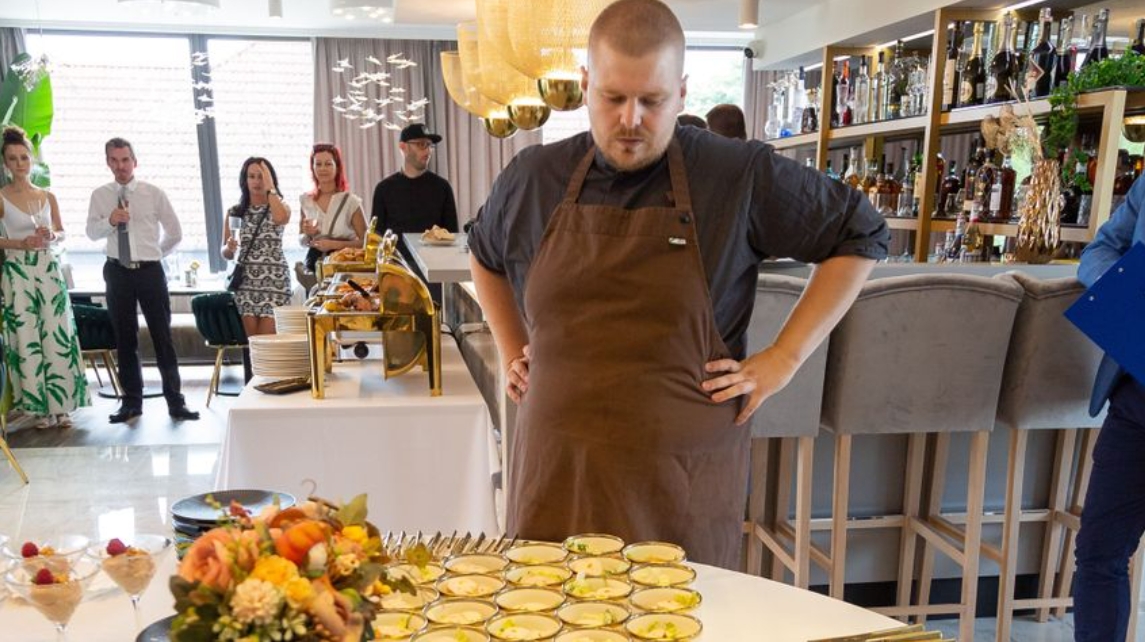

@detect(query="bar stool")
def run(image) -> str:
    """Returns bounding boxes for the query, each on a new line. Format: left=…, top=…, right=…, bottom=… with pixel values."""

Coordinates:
left=980, top=273, right=1106, bottom=641
left=743, top=273, right=827, bottom=589
left=817, top=273, right=1023, bottom=642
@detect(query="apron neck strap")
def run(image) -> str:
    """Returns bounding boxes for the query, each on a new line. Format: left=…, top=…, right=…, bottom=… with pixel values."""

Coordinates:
left=563, top=138, right=693, bottom=212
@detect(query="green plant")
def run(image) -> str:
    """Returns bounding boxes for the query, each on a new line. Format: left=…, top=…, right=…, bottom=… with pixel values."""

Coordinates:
left=1045, top=53, right=1145, bottom=158
left=0, top=53, right=53, bottom=188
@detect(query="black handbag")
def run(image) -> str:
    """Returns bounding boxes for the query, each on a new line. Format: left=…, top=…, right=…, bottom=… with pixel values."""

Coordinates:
left=302, top=193, right=351, bottom=273
left=226, top=208, right=268, bottom=292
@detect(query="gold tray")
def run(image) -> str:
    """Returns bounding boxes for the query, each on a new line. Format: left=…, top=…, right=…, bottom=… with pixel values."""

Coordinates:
left=321, top=272, right=379, bottom=298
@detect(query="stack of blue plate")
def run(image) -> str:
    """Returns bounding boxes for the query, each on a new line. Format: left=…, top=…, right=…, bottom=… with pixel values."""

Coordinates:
left=170, top=489, right=296, bottom=558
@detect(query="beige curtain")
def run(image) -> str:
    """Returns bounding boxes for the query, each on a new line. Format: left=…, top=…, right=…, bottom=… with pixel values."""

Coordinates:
left=0, top=28, right=26, bottom=79
left=314, top=37, right=540, bottom=225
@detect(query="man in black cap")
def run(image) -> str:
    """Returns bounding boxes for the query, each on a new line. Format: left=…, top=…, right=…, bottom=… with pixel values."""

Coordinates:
left=371, top=123, right=458, bottom=298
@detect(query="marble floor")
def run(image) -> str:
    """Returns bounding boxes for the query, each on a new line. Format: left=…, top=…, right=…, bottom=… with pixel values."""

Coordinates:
left=1, top=367, right=1142, bottom=641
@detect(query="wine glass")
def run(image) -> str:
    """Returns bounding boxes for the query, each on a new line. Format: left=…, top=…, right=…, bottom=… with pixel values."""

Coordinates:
left=87, top=534, right=172, bottom=632
left=4, top=556, right=100, bottom=641
left=1, top=535, right=91, bottom=575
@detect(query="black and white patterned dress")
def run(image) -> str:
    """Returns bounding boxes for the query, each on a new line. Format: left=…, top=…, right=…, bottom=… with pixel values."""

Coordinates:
left=230, top=204, right=290, bottom=317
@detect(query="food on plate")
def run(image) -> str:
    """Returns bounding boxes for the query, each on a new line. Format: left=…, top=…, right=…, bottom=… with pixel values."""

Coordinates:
left=629, top=587, right=702, bottom=613
left=566, top=556, right=630, bottom=577
left=486, top=613, right=562, bottom=641
left=322, top=291, right=381, bottom=312
left=562, top=576, right=632, bottom=601
left=628, top=564, right=695, bottom=588
left=335, top=278, right=377, bottom=294
left=328, top=247, right=367, bottom=262
left=562, top=534, right=624, bottom=557
left=622, top=542, right=686, bottom=565
left=373, top=611, right=427, bottom=639
left=421, top=225, right=455, bottom=242
left=505, top=543, right=568, bottom=566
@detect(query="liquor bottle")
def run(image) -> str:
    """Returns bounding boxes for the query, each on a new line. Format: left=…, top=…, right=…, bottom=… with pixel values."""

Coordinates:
left=963, top=201, right=984, bottom=261
left=910, top=152, right=925, bottom=217
left=949, top=207, right=967, bottom=260
left=801, top=86, right=820, bottom=133
left=1060, top=156, right=1085, bottom=225
left=1081, top=9, right=1110, bottom=69
left=1073, top=13, right=1091, bottom=69
left=933, top=153, right=946, bottom=208
left=963, top=138, right=986, bottom=208
left=825, top=159, right=839, bottom=181
left=1111, top=150, right=1133, bottom=213
left=942, top=20, right=964, bottom=111
left=863, top=155, right=880, bottom=203
left=830, top=63, right=841, bottom=128
left=974, top=151, right=998, bottom=217
left=881, top=160, right=900, bottom=216
left=896, top=148, right=915, bottom=217
left=961, top=23, right=987, bottom=107
left=854, top=56, right=871, bottom=124
left=989, top=154, right=1016, bottom=222
left=1052, top=17, right=1075, bottom=89
left=939, top=160, right=961, bottom=218
left=871, top=51, right=886, bottom=121
left=887, top=40, right=907, bottom=119
left=840, top=153, right=851, bottom=180
left=1132, top=19, right=1145, bottom=55
left=1024, top=7, right=1057, bottom=99
left=987, top=12, right=1020, bottom=103
left=844, top=148, right=863, bottom=189
left=837, top=60, right=852, bottom=126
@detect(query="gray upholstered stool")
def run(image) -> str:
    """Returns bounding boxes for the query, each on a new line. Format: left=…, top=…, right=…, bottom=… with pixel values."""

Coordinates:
left=818, top=273, right=1023, bottom=642
left=983, top=272, right=1121, bottom=641
left=743, top=274, right=827, bottom=589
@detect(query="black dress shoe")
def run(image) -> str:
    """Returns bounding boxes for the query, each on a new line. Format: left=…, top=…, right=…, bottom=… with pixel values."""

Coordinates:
left=169, top=406, right=201, bottom=421
left=109, top=407, right=143, bottom=423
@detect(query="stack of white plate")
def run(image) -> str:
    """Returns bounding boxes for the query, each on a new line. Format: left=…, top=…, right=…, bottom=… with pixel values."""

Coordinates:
left=274, top=306, right=309, bottom=335
left=249, top=334, right=310, bottom=378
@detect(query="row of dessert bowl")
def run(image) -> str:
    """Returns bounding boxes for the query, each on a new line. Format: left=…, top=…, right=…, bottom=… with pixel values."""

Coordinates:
left=369, top=533, right=703, bottom=642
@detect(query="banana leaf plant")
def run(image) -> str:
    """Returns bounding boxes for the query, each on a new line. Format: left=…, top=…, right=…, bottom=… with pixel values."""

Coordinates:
left=0, top=52, right=53, bottom=188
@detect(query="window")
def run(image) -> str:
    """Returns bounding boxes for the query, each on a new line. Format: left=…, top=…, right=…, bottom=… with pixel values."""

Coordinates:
left=541, top=47, right=744, bottom=145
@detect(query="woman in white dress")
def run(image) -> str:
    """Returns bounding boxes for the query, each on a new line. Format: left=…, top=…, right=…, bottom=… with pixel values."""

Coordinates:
left=0, top=126, right=89, bottom=429
left=299, top=143, right=366, bottom=271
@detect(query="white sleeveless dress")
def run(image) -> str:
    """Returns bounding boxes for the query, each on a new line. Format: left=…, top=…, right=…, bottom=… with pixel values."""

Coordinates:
left=0, top=195, right=89, bottom=416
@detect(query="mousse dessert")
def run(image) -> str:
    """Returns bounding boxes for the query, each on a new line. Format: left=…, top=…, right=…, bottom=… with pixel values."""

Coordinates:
left=27, top=567, right=84, bottom=625
left=100, top=538, right=157, bottom=595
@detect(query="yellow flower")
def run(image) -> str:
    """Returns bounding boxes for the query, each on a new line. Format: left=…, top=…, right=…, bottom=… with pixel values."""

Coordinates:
left=367, top=579, right=393, bottom=596
left=189, top=260, right=201, bottom=271
left=284, top=577, right=315, bottom=609
left=340, top=525, right=368, bottom=545
left=250, top=555, right=298, bottom=587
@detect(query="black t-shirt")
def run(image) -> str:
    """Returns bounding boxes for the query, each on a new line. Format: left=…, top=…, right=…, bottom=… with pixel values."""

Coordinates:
left=468, top=125, right=890, bottom=358
left=370, top=171, right=459, bottom=235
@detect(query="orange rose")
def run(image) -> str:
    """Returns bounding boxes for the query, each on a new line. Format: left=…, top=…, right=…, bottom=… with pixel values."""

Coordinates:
left=178, top=528, right=261, bottom=591
left=273, top=520, right=329, bottom=565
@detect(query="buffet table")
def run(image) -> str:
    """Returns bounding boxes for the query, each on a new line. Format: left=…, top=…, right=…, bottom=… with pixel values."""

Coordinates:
left=403, top=233, right=472, bottom=283
left=0, top=554, right=901, bottom=641
left=215, top=341, right=500, bottom=535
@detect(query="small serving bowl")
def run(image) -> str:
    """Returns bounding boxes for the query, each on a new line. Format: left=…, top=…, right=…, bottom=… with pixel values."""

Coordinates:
left=562, top=576, right=633, bottom=602
left=504, top=564, right=573, bottom=588
left=424, top=597, right=499, bottom=627
left=505, top=543, right=569, bottom=566
left=562, top=534, right=624, bottom=557
left=628, top=564, right=696, bottom=589
left=379, top=586, right=440, bottom=611
left=625, top=613, right=702, bottom=641
left=446, top=553, right=511, bottom=576
left=555, top=600, right=630, bottom=629
left=388, top=561, right=446, bottom=586
left=554, top=629, right=630, bottom=642
left=485, top=612, right=563, bottom=641
left=494, top=587, right=566, bottom=613
left=566, top=556, right=631, bottom=578
left=410, top=626, right=491, bottom=642
left=373, top=611, right=429, bottom=641
left=629, top=587, right=702, bottom=614
left=437, top=574, right=507, bottom=599
left=621, top=542, right=686, bottom=566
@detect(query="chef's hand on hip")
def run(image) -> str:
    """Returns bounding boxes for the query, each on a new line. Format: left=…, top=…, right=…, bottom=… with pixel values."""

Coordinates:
left=506, top=345, right=531, bottom=404
left=703, top=346, right=800, bottom=426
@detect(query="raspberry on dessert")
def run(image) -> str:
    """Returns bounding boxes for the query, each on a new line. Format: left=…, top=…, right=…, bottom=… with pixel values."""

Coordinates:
left=106, top=538, right=128, bottom=556
left=21, top=541, right=39, bottom=558
left=33, top=568, right=55, bottom=585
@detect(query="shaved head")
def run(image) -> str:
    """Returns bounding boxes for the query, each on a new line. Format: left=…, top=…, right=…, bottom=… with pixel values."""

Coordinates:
left=588, top=0, right=685, bottom=73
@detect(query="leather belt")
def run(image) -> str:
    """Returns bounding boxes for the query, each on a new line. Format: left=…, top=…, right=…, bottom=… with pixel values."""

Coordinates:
left=107, top=257, right=159, bottom=270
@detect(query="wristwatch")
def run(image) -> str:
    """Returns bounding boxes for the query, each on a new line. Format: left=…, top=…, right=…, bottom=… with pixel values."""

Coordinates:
left=267, top=189, right=280, bottom=198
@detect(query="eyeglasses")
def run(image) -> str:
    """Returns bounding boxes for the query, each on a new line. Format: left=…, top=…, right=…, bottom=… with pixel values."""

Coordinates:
left=406, top=141, right=435, bottom=150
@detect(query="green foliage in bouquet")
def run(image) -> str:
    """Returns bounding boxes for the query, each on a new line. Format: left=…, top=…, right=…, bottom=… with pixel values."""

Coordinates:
left=0, top=53, right=53, bottom=188
left=1045, top=52, right=1145, bottom=158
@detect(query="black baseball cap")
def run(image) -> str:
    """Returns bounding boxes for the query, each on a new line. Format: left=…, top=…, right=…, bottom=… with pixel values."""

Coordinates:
left=400, top=123, right=442, bottom=144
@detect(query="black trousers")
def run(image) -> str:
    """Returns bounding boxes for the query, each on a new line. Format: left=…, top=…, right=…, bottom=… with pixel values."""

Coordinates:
left=103, top=260, right=185, bottom=410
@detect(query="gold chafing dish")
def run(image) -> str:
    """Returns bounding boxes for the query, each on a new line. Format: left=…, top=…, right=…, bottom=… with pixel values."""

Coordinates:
left=307, top=231, right=442, bottom=398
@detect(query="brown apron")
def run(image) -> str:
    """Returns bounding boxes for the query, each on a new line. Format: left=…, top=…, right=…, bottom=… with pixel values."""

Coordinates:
left=509, top=140, right=749, bottom=569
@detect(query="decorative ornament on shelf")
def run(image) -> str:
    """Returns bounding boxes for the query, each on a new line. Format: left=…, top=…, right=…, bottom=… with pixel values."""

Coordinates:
left=329, top=55, right=428, bottom=131
left=168, top=493, right=420, bottom=642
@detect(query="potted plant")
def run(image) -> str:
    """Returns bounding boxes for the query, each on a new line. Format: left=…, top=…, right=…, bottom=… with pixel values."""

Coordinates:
left=0, top=52, right=53, bottom=188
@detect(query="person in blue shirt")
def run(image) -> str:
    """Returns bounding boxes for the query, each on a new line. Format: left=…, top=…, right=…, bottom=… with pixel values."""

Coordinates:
left=1074, top=172, right=1145, bottom=642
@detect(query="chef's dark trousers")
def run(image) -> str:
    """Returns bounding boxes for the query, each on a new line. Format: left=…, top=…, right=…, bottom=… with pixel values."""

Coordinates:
left=103, top=259, right=186, bottom=410
left=1074, top=376, right=1145, bottom=642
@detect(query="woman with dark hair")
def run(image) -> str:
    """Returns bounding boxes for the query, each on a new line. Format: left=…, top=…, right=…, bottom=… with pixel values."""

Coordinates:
left=0, top=125, right=88, bottom=429
left=221, top=157, right=291, bottom=336
left=298, top=143, right=366, bottom=271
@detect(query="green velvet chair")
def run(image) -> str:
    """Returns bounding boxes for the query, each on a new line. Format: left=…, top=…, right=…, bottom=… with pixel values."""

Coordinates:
left=73, top=303, right=123, bottom=398
left=191, top=292, right=248, bottom=407
left=0, top=335, right=29, bottom=484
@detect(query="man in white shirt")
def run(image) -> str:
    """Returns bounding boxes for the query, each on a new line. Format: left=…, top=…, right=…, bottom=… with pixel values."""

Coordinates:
left=85, top=137, right=199, bottom=423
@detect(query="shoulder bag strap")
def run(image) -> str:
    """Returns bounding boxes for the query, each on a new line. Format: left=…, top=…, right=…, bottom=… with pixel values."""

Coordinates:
left=321, top=193, right=352, bottom=237
left=234, top=208, right=269, bottom=267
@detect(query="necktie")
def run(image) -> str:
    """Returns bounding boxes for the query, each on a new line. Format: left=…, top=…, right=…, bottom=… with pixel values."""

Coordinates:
left=117, top=185, right=132, bottom=262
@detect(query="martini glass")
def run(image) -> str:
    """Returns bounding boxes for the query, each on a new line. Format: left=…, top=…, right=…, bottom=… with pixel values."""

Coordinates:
left=4, top=556, right=100, bottom=641
left=87, top=534, right=172, bottom=632
left=1, top=535, right=90, bottom=576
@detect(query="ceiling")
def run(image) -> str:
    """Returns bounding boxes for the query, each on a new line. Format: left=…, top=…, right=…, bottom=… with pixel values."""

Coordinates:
left=0, top=0, right=812, bottom=44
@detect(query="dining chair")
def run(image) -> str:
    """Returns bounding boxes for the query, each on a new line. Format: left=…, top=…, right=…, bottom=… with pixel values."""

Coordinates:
left=72, top=303, right=123, bottom=398
left=191, top=292, right=248, bottom=407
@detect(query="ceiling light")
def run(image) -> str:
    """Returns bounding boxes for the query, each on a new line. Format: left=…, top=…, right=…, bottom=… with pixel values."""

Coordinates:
left=1005, top=0, right=1045, bottom=11
left=269, top=0, right=283, bottom=19
left=117, top=0, right=221, bottom=16
left=877, top=29, right=935, bottom=49
left=739, top=0, right=759, bottom=30
left=329, top=0, right=393, bottom=21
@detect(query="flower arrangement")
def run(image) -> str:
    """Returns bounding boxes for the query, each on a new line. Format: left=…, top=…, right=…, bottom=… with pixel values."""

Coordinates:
left=170, top=495, right=419, bottom=642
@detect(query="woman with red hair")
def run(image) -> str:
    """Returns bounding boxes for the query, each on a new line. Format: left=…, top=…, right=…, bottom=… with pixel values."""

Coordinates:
left=299, top=143, right=366, bottom=270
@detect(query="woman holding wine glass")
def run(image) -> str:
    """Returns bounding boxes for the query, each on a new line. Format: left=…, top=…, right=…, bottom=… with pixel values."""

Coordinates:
left=221, top=157, right=291, bottom=337
left=0, top=125, right=88, bottom=429
left=298, top=143, right=366, bottom=273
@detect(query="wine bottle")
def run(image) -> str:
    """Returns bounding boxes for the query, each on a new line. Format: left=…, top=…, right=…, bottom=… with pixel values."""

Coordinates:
left=1051, top=17, right=1074, bottom=89
left=943, top=20, right=963, bottom=111
left=987, top=12, right=1020, bottom=103
left=961, top=23, right=987, bottom=107
left=1081, top=8, right=1110, bottom=69
left=1024, top=7, right=1057, bottom=99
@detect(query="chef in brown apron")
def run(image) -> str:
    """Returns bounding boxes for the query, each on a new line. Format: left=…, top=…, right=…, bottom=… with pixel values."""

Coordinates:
left=467, top=0, right=887, bottom=570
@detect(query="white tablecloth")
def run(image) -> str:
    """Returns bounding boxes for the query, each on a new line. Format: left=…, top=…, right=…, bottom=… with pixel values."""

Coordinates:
left=215, top=341, right=500, bottom=535
left=0, top=554, right=901, bottom=641
left=403, top=233, right=471, bottom=283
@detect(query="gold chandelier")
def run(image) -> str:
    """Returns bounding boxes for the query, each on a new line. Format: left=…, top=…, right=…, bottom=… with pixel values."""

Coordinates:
left=441, top=51, right=518, bottom=139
